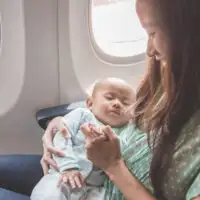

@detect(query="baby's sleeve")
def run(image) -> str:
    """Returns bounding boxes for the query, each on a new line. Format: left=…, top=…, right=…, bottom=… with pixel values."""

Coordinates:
left=53, top=131, right=80, bottom=172
left=186, top=172, right=200, bottom=200
left=52, top=108, right=87, bottom=172
left=62, top=107, right=86, bottom=139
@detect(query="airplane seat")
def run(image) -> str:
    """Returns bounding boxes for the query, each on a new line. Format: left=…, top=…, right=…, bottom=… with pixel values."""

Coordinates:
left=36, top=101, right=86, bottom=130
left=0, top=188, right=30, bottom=200
left=0, top=101, right=85, bottom=199
left=0, top=155, right=42, bottom=196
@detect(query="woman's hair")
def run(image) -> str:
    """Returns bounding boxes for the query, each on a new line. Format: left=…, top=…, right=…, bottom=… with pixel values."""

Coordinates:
left=134, top=0, right=200, bottom=198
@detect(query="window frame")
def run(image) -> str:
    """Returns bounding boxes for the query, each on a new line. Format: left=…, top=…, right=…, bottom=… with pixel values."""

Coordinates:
left=88, top=0, right=147, bottom=65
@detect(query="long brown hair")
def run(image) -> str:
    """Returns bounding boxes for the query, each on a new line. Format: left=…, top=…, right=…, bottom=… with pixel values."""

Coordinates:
left=134, top=0, right=200, bottom=198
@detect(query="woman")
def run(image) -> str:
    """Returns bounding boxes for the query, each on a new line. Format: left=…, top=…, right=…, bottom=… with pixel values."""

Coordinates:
left=41, top=0, right=200, bottom=199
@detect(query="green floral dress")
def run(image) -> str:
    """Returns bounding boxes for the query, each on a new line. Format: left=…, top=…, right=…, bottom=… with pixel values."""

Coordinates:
left=105, top=111, right=200, bottom=200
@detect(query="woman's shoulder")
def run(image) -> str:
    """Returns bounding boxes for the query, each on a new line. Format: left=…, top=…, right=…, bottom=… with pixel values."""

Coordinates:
left=186, top=109, right=200, bottom=129
left=174, top=110, right=200, bottom=169
left=176, top=110, right=200, bottom=147
left=163, top=110, right=200, bottom=199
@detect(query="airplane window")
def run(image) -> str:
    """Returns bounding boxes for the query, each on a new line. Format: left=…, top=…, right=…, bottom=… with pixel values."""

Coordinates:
left=90, top=0, right=147, bottom=58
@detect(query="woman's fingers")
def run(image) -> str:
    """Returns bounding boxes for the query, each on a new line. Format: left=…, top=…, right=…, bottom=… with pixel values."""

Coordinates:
left=60, top=118, right=71, bottom=139
left=40, top=158, right=49, bottom=175
left=42, top=118, right=61, bottom=152
left=91, top=126, right=102, bottom=136
left=102, top=125, right=117, bottom=141
left=46, top=145, right=65, bottom=157
left=92, top=126, right=108, bottom=140
left=60, top=127, right=71, bottom=139
left=42, top=129, right=54, bottom=146
left=43, top=133, right=65, bottom=157
left=43, top=157, right=59, bottom=171
left=95, top=134, right=107, bottom=142
left=41, top=149, right=59, bottom=174
left=41, top=145, right=58, bottom=174
left=43, top=155, right=59, bottom=171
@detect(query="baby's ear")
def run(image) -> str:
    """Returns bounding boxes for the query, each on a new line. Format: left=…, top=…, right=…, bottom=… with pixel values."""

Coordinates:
left=86, top=97, right=93, bottom=110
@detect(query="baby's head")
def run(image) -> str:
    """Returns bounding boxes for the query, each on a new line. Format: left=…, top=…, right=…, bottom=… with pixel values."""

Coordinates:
left=86, top=77, right=135, bottom=127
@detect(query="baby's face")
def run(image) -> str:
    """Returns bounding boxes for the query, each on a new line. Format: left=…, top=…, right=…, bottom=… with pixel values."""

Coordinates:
left=88, top=81, right=135, bottom=127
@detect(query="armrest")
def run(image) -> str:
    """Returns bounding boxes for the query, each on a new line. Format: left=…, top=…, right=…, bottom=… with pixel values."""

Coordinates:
left=36, top=101, right=86, bottom=130
left=0, top=154, right=43, bottom=196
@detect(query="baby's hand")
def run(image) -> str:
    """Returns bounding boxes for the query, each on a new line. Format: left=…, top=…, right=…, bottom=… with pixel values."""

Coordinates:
left=57, top=169, right=84, bottom=189
left=81, top=123, right=108, bottom=141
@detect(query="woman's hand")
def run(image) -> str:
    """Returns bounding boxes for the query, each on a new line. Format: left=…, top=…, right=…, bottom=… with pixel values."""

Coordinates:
left=41, top=116, right=70, bottom=175
left=81, top=123, right=156, bottom=200
left=80, top=124, right=122, bottom=171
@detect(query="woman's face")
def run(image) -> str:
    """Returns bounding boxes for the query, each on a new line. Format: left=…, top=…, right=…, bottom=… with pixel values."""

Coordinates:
left=136, top=0, right=168, bottom=63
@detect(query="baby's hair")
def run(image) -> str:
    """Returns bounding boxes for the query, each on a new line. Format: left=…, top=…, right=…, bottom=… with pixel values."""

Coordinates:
left=86, top=77, right=135, bottom=98
left=86, top=77, right=136, bottom=119
left=86, top=79, right=102, bottom=97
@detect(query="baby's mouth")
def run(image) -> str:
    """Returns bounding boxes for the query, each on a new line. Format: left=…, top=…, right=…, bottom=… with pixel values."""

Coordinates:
left=110, top=110, right=120, bottom=116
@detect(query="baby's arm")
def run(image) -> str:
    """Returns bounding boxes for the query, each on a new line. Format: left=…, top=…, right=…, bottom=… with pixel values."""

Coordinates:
left=52, top=130, right=80, bottom=172
left=52, top=108, right=86, bottom=187
left=53, top=131, right=85, bottom=188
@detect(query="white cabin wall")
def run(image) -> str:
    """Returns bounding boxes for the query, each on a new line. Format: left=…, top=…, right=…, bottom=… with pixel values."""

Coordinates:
left=0, top=0, right=60, bottom=154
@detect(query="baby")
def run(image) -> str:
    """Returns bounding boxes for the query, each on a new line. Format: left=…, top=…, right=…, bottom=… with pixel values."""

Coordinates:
left=31, top=77, right=135, bottom=200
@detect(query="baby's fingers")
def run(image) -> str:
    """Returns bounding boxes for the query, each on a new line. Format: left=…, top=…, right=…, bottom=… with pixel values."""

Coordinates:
left=74, top=176, right=82, bottom=188
left=68, top=176, right=76, bottom=189
left=57, top=176, right=63, bottom=188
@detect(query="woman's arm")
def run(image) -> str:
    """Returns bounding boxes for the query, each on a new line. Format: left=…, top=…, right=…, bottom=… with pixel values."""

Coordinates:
left=42, top=116, right=69, bottom=152
left=106, top=159, right=156, bottom=200
left=41, top=116, right=65, bottom=174
left=81, top=124, right=156, bottom=200
left=41, top=108, right=85, bottom=175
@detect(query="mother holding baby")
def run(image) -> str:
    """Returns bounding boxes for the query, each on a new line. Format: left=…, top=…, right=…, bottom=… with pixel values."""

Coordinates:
left=40, top=0, right=200, bottom=199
